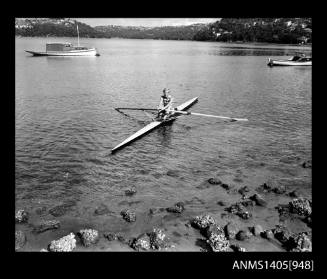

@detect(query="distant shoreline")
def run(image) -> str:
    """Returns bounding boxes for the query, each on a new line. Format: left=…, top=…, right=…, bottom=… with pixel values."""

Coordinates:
left=15, top=35, right=312, bottom=48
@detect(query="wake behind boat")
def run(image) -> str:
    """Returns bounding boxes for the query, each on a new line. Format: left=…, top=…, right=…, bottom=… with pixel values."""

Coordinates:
left=267, top=54, right=311, bottom=66
left=112, top=97, right=248, bottom=153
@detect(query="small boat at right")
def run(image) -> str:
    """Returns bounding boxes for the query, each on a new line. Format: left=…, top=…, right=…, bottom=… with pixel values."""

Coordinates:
left=267, top=54, right=312, bottom=67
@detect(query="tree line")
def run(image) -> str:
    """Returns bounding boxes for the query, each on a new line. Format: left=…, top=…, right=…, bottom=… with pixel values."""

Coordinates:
left=16, top=18, right=312, bottom=44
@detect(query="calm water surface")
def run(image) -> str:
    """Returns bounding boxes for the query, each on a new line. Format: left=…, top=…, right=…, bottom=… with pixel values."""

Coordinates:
left=15, top=37, right=311, bottom=249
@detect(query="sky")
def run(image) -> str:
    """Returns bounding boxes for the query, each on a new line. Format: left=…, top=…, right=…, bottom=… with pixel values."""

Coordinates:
left=74, top=18, right=219, bottom=27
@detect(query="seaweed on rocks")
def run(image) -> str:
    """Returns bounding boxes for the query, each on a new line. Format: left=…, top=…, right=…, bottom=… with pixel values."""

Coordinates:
left=125, top=187, right=137, bottom=196
left=251, top=224, right=264, bottom=236
left=230, top=244, right=246, bottom=252
left=302, top=160, right=312, bottom=169
left=273, top=225, right=292, bottom=245
left=104, top=232, right=128, bottom=244
left=208, top=178, right=222, bottom=185
left=77, top=229, right=99, bottom=247
left=120, top=209, right=136, bottom=222
left=240, top=199, right=256, bottom=207
left=149, top=207, right=165, bottom=215
left=49, top=201, right=76, bottom=217
left=15, top=209, right=28, bottom=223
left=217, top=201, right=227, bottom=206
left=236, top=230, right=252, bottom=241
left=249, top=193, right=267, bottom=207
left=166, top=202, right=185, bottom=214
left=272, top=184, right=286, bottom=194
left=35, top=206, right=47, bottom=215
left=221, top=183, right=232, bottom=190
left=94, top=204, right=111, bottom=216
left=238, top=186, right=250, bottom=196
left=304, top=216, right=312, bottom=227
left=15, top=230, right=26, bottom=251
left=104, top=232, right=119, bottom=241
left=276, top=204, right=291, bottom=218
left=48, top=233, right=76, bottom=252
left=33, top=220, right=60, bottom=234
left=288, top=189, right=303, bottom=198
left=225, top=202, right=252, bottom=219
left=256, top=180, right=286, bottom=195
left=261, top=230, right=274, bottom=240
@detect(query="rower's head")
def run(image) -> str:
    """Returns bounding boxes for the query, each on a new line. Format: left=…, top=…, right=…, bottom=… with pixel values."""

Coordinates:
left=163, top=88, right=170, bottom=96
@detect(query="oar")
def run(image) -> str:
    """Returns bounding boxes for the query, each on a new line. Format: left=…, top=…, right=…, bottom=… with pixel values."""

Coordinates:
left=174, top=110, right=248, bottom=121
left=115, top=108, right=157, bottom=112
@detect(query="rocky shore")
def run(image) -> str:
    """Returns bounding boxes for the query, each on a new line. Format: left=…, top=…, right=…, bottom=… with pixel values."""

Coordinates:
left=15, top=160, right=311, bottom=252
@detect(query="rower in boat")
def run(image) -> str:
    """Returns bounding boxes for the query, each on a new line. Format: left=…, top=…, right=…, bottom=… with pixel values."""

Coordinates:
left=157, top=88, right=174, bottom=121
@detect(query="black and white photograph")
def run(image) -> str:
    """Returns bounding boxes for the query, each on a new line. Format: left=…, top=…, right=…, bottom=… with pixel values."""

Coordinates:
left=15, top=17, right=312, bottom=254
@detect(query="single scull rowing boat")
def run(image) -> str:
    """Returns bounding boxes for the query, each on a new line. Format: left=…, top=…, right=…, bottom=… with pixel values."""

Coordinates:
left=112, top=97, right=248, bottom=153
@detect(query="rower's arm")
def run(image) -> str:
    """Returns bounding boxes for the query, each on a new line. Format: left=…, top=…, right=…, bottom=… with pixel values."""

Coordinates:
left=157, top=98, right=164, bottom=110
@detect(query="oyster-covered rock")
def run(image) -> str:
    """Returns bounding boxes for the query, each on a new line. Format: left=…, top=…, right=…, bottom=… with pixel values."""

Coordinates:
left=287, top=232, right=312, bottom=252
left=78, top=229, right=99, bottom=247
left=131, top=233, right=151, bottom=251
left=48, top=233, right=76, bottom=252
left=205, top=224, right=224, bottom=239
left=192, top=215, right=215, bottom=230
left=289, top=198, right=312, bottom=217
left=149, top=228, right=168, bottom=250
left=207, top=233, right=230, bottom=252
left=15, top=209, right=29, bottom=223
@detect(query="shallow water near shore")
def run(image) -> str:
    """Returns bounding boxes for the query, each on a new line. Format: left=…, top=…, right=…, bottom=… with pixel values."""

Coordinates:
left=15, top=37, right=311, bottom=251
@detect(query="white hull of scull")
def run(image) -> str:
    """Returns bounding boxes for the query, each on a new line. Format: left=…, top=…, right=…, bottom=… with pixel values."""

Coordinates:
left=111, top=97, right=198, bottom=153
